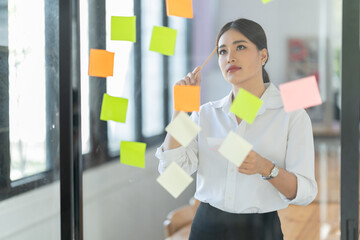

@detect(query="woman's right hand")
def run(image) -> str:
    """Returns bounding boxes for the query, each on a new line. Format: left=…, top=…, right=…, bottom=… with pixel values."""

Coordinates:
left=175, top=66, right=202, bottom=86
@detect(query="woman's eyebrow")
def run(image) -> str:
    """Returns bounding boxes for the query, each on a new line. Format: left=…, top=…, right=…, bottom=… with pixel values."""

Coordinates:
left=233, top=40, right=248, bottom=45
left=218, top=40, right=248, bottom=49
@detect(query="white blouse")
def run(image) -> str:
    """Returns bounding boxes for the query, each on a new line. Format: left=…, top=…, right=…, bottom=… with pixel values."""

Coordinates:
left=156, top=82, right=318, bottom=214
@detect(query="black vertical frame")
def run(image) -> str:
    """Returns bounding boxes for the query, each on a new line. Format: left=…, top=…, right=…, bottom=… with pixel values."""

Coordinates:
left=0, top=0, right=10, bottom=200
left=0, top=46, right=10, bottom=197
left=341, top=0, right=360, bottom=239
left=72, top=0, right=83, bottom=239
left=60, top=0, right=83, bottom=239
left=162, top=1, right=170, bottom=126
left=59, top=0, right=74, bottom=238
left=134, top=0, right=143, bottom=141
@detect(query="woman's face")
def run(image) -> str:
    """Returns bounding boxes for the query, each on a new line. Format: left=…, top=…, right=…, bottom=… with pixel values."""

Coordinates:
left=217, top=29, right=267, bottom=87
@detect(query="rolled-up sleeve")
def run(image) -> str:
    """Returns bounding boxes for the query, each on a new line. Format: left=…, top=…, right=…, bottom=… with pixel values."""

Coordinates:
left=279, top=110, right=318, bottom=206
left=155, top=112, right=200, bottom=175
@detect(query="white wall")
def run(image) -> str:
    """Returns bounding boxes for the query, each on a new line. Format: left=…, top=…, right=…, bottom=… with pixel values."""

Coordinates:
left=0, top=146, right=196, bottom=240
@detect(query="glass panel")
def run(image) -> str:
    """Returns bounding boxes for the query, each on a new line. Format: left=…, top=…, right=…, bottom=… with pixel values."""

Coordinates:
left=0, top=0, right=60, bottom=239
left=81, top=1, right=195, bottom=240
left=81, top=0, right=344, bottom=239
left=192, top=0, right=342, bottom=239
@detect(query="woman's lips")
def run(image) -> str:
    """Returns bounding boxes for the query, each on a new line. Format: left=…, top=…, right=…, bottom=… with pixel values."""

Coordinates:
left=227, top=66, right=241, bottom=73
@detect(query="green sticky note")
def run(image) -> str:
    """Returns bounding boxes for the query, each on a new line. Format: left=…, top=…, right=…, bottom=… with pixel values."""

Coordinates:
left=230, top=88, right=263, bottom=124
left=262, top=0, right=273, bottom=3
left=111, top=16, right=136, bottom=42
left=149, top=26, right=177, bottom=56
left=120, top=141, right=147, bottom=168
left=100, top=93, right=128, bottom=123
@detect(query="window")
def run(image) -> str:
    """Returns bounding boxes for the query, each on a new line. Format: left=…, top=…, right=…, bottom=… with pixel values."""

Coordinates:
left=1, top=0, right=59, bottom=200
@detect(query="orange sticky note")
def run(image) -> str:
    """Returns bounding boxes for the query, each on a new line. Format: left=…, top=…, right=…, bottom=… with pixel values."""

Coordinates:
left=279, top=75, right=322, bottom=112
left=166, top=0, right=193, bottom=18
left=88, top=49, right=115, bottom=78
left=174, top=85, right=200, bottom=112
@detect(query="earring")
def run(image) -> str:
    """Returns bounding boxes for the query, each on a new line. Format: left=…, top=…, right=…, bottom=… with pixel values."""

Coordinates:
left=262, top=62, right=265, bottom=66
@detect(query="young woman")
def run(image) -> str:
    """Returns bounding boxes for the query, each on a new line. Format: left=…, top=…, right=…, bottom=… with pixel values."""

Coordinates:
left=156, top=18, right=317, bottom=240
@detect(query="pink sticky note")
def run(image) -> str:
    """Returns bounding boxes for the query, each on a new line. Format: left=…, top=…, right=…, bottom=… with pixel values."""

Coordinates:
left=279, top=76, right=322, bottom=112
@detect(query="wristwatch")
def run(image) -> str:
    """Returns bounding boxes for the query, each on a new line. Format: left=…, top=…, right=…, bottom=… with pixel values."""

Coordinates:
left=262, top=162, right=279, bottom=180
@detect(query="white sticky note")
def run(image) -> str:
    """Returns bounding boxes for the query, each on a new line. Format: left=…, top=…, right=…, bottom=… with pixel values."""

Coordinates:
left=156, top=162, right=193, bottom=198
left=218, top=131, right=253, bottom=167
left=165, top=112, right=201, bottom=147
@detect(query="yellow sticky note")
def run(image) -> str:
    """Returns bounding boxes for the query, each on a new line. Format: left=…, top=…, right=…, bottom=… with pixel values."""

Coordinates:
left=165, top=112, right=201, bottom=147
left=230, top=88, right=263, bottom=124
left=88, top=49, right=115, bottom=78
left=156, top=162, right=193, bottom=198
left=111, top=16, right=136, bottom=42
left=149, top=26, right=177, bottom=56
left=262, top=0, right=273, bottom=3
left=218, top=131, right=253, bottom=167
left=120, top=141, right=147, bottom=168
left=100, top=93, right=128, bottom=123
left=166, top=0, right=193, bottom=18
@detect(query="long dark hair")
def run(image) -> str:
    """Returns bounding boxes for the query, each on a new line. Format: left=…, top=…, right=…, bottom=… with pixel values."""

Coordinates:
left=216, top=18, right=270, bottom=83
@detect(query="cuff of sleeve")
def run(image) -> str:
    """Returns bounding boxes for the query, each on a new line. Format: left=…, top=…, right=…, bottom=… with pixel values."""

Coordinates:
left=155, top=144, right=186, bottom=173
left=278, top=172, right=317, bottom=206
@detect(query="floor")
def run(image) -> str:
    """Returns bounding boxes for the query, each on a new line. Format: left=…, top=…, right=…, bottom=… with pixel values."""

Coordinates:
left=278, top=138, right=345, bottom=240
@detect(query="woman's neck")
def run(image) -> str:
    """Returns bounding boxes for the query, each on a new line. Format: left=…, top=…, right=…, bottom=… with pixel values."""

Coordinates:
left=232, top=79, right=266, bottom=99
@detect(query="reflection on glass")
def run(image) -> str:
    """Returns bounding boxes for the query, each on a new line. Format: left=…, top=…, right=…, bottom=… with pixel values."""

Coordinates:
left=9, top=0, right=47, bottom=180
left=141, top=0, right=164, bottom=138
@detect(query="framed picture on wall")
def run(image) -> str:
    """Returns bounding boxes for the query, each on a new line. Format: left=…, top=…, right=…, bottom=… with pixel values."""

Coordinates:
left=287, top=37, right=323, bottom=122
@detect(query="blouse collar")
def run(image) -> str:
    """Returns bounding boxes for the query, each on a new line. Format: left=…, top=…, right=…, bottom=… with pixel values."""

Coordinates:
left=209, top=82, right=283, bottom=117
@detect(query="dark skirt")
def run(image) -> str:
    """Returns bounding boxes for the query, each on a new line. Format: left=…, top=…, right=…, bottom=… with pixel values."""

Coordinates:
left=189, top=202, right=284, bottom=240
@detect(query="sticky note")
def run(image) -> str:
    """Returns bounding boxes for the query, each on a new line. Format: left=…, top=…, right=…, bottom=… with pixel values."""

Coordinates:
left=174, top=85, right=200, bottom=112
left=218, top=131, right=253, bottom=167
left=88, top=49, right=115, bottom=78
left=111, top=16, right=136, bottom=42
left=230, top=88, right=263, bottom=124
left=166, top=0, right=193, bottom=18
left=156, top=162, right=193, bottom=198
left=120, top=141, right=147, bottom=168
left=279, top=75, right=322, bottom=112
left=149, top=26, right=177, bottom=56
left=100, top=93, right=128, bottom=123
left=165, top=111, right=201, bottom=147
left=262, top=0, right=273, bottom=3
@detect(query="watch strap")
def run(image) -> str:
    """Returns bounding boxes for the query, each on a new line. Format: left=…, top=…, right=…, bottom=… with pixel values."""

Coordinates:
left=261, top=162, right=279, bottom=180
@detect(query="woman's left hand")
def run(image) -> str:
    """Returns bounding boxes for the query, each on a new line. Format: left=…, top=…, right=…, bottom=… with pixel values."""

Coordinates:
left=237, top=150, right=272, bottom=176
